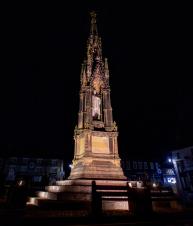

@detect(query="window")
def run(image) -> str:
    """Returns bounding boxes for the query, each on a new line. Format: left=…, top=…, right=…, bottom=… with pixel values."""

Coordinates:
left=20, top=165, right=27, bottom=172
left=33, top=176, right=42, bottom=182
left=126, top=160, right=131, bottom=170
left=166, top=169, right=175, bottom=175
left=150, top=162, right=154, bottom=170
left=144, top=162, right=148, bottom=169
left=177, top=160, right=184, bottom=173
left=49, top=167, right=58, bottom=174
left=176, top=152, right=180, bottom=159
left=36, top=167, right=43, bottom=173
left=37, top=159, right=43, bottom=165
left=51, top=160, right=58, bottom=166
left=133, top=161, right=137, bottom=169
left=138, top=162, right=143, bottom=169
left=9, top=157, right=17, bottom=164
left=22, top=158, right=29, bottom=164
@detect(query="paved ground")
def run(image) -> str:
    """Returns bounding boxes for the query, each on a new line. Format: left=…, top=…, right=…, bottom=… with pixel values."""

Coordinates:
left=1, top=210, right=193, bottom=226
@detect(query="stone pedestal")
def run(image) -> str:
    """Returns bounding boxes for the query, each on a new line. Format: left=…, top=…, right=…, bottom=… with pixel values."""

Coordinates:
left=71, top=130, right=126, bottom=181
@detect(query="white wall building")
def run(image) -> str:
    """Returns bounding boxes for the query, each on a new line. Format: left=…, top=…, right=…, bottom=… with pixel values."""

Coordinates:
left=170, top=146, right=193, bottom=204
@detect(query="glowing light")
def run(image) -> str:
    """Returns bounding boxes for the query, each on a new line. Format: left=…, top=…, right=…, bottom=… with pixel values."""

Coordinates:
left=17, top=180, right=24, bottom=186
left=69, top=164, right=74, bottom=169
left=49, top=186, right=60, bottom=192
left=27, top=197, right=38, bottom=206
left=168, top=158, right=172, bottom=163
left=38, top=191, right=48, bottom=199
left=167, top=177, right=176, bottom=184
left=128, top=182, right=132, bottom=188
left=152, top=183, right=157, bottom=188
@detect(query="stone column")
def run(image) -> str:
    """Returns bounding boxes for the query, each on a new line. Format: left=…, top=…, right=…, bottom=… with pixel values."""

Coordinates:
left=103, top=89, right=113, bottom=129
left=78, top=92, right=84, bottom=129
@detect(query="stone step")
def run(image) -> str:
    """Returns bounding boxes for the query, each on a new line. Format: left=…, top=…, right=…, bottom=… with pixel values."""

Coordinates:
left=45, top=185, right=92, bottom=193
left=56, top=179, right=92, bottom=186
left=35, top=190, right=92, bottom=202
left=56, top=179, right=128, bottom=186
left=57, top=192, right=92, bottom=201
left=36, top=191, right=57, bottom=200
left=26, top=197, right=39, bottom=206
left=102, top=196, right=128, bottom=200
left=27, top=198, right=92, bottom=210
left=151, top=196, right=179, bottom=200
left=25, top=209, right=90, bottom=218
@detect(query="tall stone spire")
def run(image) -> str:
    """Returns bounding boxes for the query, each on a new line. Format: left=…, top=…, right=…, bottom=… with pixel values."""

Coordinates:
left=105, top=58, right=109, bottom=86
left=78, top=11, right=113, bottom=131
left=86, top=12, right=103, bottom=82
left=70, top=12, right=125, bottom=180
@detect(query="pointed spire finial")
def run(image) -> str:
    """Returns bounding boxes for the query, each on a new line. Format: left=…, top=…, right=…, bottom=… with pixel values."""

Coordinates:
left=105, top=58, right=109, bottom=78
left=90, top=11, right=96, bottom=18
left=80, top=60, right=87, bottom=87
left=90, top=11, right=98, bottom=36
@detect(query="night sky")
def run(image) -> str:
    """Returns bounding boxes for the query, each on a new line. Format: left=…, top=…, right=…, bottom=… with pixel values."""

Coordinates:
left=1, top=2, right=193, bottom=161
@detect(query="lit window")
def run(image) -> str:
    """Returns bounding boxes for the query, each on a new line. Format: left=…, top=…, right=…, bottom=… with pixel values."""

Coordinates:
left=167, top=177, right=176, bottom=184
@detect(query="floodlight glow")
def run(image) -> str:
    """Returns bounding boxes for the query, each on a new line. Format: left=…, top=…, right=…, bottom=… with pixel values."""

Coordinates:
left=128, top=182, right=132, bottom=188
left=167, top=177, right=176, bottom=184
left=152, top=183, right=157, bottom=187
left=168, top=158, right=172, bottom=163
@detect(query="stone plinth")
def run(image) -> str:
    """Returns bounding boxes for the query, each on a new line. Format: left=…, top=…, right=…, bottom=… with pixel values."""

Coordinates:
left=27, top=179, right=131, bottom=214
left=27, top=179, right=183, bottom=216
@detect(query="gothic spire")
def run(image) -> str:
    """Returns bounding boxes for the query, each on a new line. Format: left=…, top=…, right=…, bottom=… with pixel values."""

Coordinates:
left=86, top=11, right=103, bottom=82
left=80, top=60, right=87, bottom=87
left=105, top=58, right=109, bottom=85
left=90, top=11, right=98, bottom=36
left=77, top=12, right=115, bottom=133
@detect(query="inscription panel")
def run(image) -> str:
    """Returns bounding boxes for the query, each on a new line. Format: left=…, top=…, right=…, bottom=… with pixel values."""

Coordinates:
left=92, top=136, right=109, bottom=153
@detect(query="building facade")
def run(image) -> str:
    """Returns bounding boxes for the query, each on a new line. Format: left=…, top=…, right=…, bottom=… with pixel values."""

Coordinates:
left=121, top=159, right=162, bottom=186
left=167, top=146, right=193, bottom=204
left=0, top=157, right=65, bottom=187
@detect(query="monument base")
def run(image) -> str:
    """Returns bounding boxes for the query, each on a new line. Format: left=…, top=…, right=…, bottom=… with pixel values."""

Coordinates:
left=69, top=157, right=127, bottom=180
left=27, top=179, right=183, bottom=216
left=27, top=179, right=132, bottom=215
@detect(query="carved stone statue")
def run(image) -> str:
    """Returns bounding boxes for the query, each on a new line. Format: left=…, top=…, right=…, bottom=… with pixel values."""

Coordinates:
left=92, top=91, right=101, bottom=120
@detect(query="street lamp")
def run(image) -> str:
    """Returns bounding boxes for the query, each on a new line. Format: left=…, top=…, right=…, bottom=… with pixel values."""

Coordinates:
left=168, top=158, right=172, bottom=163
left=69, top=164, right=73, bottom=169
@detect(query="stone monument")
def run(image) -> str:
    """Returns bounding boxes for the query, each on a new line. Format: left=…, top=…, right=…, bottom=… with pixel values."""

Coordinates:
left=27, top=12, right=130, bottom=215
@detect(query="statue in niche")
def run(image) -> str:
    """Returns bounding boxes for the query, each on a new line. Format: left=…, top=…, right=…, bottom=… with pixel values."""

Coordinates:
left=92, top=90, right=101, bottom=120
left=92, top=66, right=104, bottom=93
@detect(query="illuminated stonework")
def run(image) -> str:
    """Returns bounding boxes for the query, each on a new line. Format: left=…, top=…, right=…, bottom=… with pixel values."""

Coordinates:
left=92, top=136, right=109, bottom=154
left=69, top=12, right=126, bottom=180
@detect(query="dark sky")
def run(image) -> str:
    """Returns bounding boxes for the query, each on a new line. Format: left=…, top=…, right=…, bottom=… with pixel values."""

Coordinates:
left=1, top=2, right=193, bottom=160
